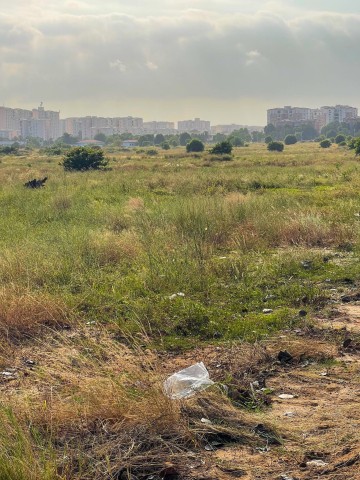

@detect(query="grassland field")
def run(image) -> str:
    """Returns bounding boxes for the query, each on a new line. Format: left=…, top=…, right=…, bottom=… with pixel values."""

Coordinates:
left=0, top=142, right=359, bottom=479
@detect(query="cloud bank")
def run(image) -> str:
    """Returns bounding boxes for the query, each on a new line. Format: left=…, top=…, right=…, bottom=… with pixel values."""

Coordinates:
left=1, top=1, right=360, bottom=123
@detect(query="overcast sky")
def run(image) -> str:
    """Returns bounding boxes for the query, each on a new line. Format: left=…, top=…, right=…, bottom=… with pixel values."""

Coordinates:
left=1, top=0, right=360, bottom=125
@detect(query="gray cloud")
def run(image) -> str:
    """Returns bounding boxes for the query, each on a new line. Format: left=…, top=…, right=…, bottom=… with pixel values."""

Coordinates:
left=1, top=2, right=360, bottom=123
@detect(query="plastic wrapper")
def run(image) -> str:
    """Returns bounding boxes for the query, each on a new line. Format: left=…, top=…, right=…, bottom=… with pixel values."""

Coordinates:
left=163, top=362, right=214, bottom=399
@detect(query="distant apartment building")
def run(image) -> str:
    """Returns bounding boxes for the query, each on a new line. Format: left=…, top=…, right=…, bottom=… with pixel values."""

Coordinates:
left=111, top=116, right=143, bottom=134
left=267, top=105, right=358, bottom=133
left=0, top=104, right=60, bottom=141
left=177, top=118, right=211, bottom=133
left=320, top=105, right=358, bottom=125
left=142, top=121, right=175, bottom=134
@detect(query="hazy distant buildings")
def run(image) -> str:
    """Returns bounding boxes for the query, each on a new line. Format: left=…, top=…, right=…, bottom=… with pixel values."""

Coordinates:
left=211, top=124, right=264, bottom=134
left=142, top=121, right=175, bottom=134
left=178, top=118, right=211, bottom=133
left=267, top=105, right=358, bottom=132
left=0, top=104, right=60, bottom=140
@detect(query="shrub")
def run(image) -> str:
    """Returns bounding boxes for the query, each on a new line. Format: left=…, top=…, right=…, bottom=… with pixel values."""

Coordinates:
left=147, top=149, right=158, bottom=156
left=355, top=140, right=360, bottom=156
left=320, top=139, right=332, bottom=149
left=284, top=134, right=297, bottom=145
left=264, top=136, right=273, bottom=144
left=62, top=147, right=108, bottom=171
left=210, top=141, right=233, bottom=155
left=348, top=137, right=360, bottom=150
left=267, top=141, right=284, bottom=152
left=161, top=142, right=170, bottom=150
left=186, top=139, right=205, bottom=153
left=335, top=134, right=346, bottom=144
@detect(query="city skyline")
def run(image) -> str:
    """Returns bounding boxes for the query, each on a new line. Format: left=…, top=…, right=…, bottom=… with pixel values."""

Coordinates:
left=1, top=1, right=360, bottom=124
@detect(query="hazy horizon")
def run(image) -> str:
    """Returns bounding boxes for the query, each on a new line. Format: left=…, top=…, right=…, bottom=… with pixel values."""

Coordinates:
left=1, top=0, right=360, bottom=124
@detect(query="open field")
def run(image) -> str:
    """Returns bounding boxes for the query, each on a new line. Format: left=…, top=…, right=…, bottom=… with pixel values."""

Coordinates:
left=0, top=142, right=359, bottom=479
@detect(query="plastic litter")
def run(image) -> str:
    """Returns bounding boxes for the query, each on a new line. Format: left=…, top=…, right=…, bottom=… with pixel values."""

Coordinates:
left=163, top=362, right=214, bottom=399
left=278, top=394, right=294, bottom=399
left=306, top=459, right=328, bottom=468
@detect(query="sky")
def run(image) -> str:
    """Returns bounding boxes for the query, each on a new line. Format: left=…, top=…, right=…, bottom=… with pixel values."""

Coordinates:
left=1, top=0, right=360, bottom=125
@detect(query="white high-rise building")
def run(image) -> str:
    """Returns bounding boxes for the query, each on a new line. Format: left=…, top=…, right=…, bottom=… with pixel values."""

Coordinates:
left=177, top=118, right=211, bottom=133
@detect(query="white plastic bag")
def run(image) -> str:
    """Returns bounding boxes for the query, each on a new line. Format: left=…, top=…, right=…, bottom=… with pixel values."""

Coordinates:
left=163, top=362, right=214, bottom=399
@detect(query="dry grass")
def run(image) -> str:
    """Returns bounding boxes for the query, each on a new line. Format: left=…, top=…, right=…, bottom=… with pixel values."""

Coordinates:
left=0, top=287, right=70, bottom=339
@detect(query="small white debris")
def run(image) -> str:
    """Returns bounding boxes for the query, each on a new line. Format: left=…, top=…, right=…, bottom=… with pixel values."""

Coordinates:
left=1, top=371, right=13, bottom=377
left=262, top=308, right=273, bottom=314
left=278, top=394, right=295, bottom=399
left=306, top=459, right=328, bottom=468
left=201, top=418, right=213, bottom=425
left=319, top=371, right=328, bottom=376
left=168, top=292, right=185, bottom=300
left=284, top=411, right=296, bottom=417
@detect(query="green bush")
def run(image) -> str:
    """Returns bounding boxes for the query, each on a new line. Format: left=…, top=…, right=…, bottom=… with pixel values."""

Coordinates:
left=210, top=141, right=233, bottom=155
left=62, top=146, right=108, bottom=171
left=264, top=136, right=273, bottom=144
left=186, top=139, right=205, bottom=153
left=284, top=134, right=297, bottom=145
left=320, top=139, right=332, bottom=149
left=335, top=134, right=346, bottom=144
left=267, top=141, right=284, bottom=152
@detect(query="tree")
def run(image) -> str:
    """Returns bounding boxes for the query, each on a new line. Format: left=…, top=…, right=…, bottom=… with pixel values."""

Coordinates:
left=58, top=132, right=79, bottom=145
left=230, top=136, right=244, bottom=147
left=210, top=141, right=233, bottom=155
left=138, top=134, right=154, bottom=146
left=267, top=141, right=284, bottom=152
left=284, top=134, right=297, bottom=145
left=213, top=133, right=226, bottom=143
left=186, top=139, right=204, bottom=153
left=62, top=146, right=108, bottom=171
left=161, top=142, right=170, bottom=150
left=265, top=136, right=273, bottom=144
left=94, top=132, right=107, bottom=142
left=179, top=132, right=191, bottom=146
left=154, top=133, right=165, bottom=145
left=264, top=123, right=276, bottom=135
left=320, top=139, right=332, bottom=149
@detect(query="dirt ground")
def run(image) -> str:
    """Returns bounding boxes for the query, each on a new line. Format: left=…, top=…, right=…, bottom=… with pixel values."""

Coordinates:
left=169, top=304, right=360, bottom=480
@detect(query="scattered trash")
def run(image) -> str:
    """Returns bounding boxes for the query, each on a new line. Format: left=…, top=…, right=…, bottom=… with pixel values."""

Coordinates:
left=264, top=294, right=276, bottom=302
left=278, top=394, right=295, bottom=399
left=301, top=260, right=313, bottom=270
left=284, top=411, right=296, bottom=417
left=23, top=358, right=36, bottom=366
left=24, top=177, right=48, bottom=189
left=262, top=309, right=273, bottom=314
left=85, top=321, right=96, bottom=326
left=1, top=370, right=17, bottom=380
left=168, top=292, right=185, bottom=300
left=306, top=459, right=328, bottom=468
left=163, top=362, right=214, bottom=399
left=201, top=418, right=213, bottom=425
left=256, top=445, right=270, bottom=453
left=319, top=371, right=328, bottom=376
left=279, top=475, right=295, bottom=480
left=278, top=350, right=293, bottom=364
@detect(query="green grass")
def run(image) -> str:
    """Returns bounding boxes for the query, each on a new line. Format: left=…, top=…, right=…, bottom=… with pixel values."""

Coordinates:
left=0, top=143, right=359, bottom=347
